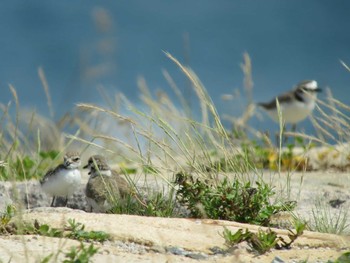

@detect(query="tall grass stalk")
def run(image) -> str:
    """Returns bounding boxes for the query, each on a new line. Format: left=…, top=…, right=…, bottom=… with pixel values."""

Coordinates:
left=310, top=198, right=350, bottom=235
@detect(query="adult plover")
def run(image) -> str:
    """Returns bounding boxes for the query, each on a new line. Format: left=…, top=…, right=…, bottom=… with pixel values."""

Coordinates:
left=258, top=80, right=321, bottom=127
left=83, top=155, right=131, bottom=213
left=40, top=151, right=82, bottom=207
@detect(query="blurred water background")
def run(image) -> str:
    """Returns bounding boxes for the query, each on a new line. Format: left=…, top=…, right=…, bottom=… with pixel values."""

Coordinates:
left=1, top=1, right=350, bottom=137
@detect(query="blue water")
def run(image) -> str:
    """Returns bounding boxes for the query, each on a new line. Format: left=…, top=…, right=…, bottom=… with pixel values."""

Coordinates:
left=1, top=1, right=350, bottom=135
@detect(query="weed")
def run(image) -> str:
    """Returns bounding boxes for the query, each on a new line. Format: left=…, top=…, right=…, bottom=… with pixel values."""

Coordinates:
left=39, top=253, right=54, bottom=263
left=175, top=172, right=293, bottom=225
left=65, top=219, right=110, bottom=242
left=250, top=228, right=280, bottom=254
left=279, top=219, right=306, bottom=248
left=0, top=204, right=15, bottom=228
left=62, top=243, right=98, bottom=263
left=310, top=198, right=350, bottom=235
left=0, top=150, right=59, bottom=181
left=34, top=220, right=63, bottom=237
left=327, top=251, right=350, bottom=263
left=222, top=228, right=252, bottom=246
left=110, top=188, right=180, bottom=218
left=222, top=220, right=305, bottom=254
left=0, top=210, right=110, bottom=243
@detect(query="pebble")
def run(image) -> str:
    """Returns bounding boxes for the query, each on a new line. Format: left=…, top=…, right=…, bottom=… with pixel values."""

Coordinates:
left=271, top=256, right=285, bottom=263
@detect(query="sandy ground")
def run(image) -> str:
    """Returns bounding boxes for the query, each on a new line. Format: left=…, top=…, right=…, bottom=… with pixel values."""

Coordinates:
left=1, top=209, right=349, bottom=263
left=0, top=170, right=349, bottom=263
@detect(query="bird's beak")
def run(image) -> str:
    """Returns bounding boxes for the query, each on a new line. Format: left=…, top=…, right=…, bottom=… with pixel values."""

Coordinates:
left=315, top=87, right=322, bottom=92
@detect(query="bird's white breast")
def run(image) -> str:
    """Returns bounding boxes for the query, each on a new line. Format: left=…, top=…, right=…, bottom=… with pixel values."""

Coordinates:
left=42, top=168, right=81, bottom=197
left=267, top=100, right=316, bottom=124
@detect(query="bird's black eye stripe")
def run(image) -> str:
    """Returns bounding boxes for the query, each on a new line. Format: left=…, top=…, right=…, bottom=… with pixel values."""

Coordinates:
left=73, top=157, right=80, bottom=162
left=302, top=87, right=318, bottom=92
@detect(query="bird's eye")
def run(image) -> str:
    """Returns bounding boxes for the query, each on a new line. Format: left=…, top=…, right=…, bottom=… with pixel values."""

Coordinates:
left=73, top=157, right=80, bottom=162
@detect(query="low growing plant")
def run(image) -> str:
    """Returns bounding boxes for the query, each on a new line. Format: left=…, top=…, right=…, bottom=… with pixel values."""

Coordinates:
left=0, top=204, right=15, bottom=229
left=222, top=220, right=305, bottom=254
left=327, top=251, right=350, bottom=263
left=65, top=219, right=110, bottom=242
left=175, top=172, right=295, bottom=225
left=62, top=242, right=98, bottom=263
left=0, top=210, right=110, bottom=243
left=110, top=188, right=181, bottom=218
left=0, top=150, right=59, bottom=181
left=310, top=198, right=350, bottom=235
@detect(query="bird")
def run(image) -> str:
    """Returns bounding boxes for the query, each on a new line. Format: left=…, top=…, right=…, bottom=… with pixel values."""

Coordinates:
left=40, top=151, right=82, bottom=207
left=83, top=155, right=132, bottom=213
left=258, top=80, right=321, bottom=129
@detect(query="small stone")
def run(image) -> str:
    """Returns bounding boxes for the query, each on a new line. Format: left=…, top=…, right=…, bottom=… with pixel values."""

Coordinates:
left=166, top=246, right=187, bottom=256
left=149, top=245, right=166, bottom=254
left=271, top=256, right=285, bottom=263
left=210, top=246, right=227, bottom=255
left=186, top=253, right=208, bottom=260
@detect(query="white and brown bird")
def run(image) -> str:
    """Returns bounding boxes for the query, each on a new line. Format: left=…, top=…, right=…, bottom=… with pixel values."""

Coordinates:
left=83, top=155, right=131, bottom=213
left=40, top=151, right=82, bottom=207
left=258, top=80, right=321, bottom=127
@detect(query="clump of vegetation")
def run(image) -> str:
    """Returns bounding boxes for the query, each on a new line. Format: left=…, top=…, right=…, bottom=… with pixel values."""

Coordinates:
left=222, top=220, right=305, bottom=254
left=175, top=172, right=296, bottom=225
left=110, top=188, right=181, bottom=218
left=0, top=206, right=110, bottom=242
left=0, top=204, right=16, bottom=232
left=0, top=150, right=60, bottom=181
left=309, top=198, right=350, bottom=235
left=327, top=251, right=350, bottom=263
left=65, top=219, right=110, bottom=242
left=42, top=242, right=99, bottom=263
left=62, top=243, right=99, bottom=263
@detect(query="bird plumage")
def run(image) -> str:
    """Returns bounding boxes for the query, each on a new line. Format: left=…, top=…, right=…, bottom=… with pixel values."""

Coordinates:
left=258, top=80, right=321, bottom=124
left=84, top=155, right=131, bottom=213
left=40, top=151, right=82, bottom=207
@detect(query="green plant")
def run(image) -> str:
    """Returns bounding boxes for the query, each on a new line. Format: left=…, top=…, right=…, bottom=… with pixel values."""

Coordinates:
left=0, top=204, right=15, bottom=228
left=62, top=243, right=98, bottom=263
left=222, top=220, right=305, bottom=254
left=327, top=251, right=350, bottom=263
left=65, top=219, right=110, bottom=242
left=110, top=188, right=180, bottom=218
left=222, top=227, right=252, bottom=246
left=34, top=220, right=63, bottom=237
left=175, top=172, right=293, bottom=225
left=310, top=198, right=349, bottom=235
left=280, top=218, right=306, bottom=248
left=0, top=150, right=59, bottom=181
left=0, top=215, right=110, bottom=243
left=39, top=253, right=54, bottom=263
left=250, top=228, right=280, bottom=254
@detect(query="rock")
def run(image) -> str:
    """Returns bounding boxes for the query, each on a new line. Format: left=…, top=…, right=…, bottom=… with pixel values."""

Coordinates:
left=4, top=210, right=347, bottom=263
left=0, top=180, right=89, bottom=212
left=271, top=256, right=285, bottom=263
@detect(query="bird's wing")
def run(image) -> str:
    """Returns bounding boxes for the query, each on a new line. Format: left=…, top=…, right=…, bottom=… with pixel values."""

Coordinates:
left=40, top=164, right=65, bottom=185
left=258, top=92, right=294, bottom=110
left=86, top=174, right=125, bottom=203
left=112, top=170, right=131, bottom=197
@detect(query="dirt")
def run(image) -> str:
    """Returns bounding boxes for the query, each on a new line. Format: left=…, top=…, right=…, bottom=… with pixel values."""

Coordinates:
left=0, top=169, right=349, bottom=263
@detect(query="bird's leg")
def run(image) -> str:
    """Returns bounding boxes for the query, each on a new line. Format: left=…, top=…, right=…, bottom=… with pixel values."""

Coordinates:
left=64, top=197, right=69, bottom=207
left=50, top=196, right=56, bottom=207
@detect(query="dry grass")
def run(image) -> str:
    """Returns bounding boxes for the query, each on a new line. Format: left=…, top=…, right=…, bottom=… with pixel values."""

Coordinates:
left=0, top=51, right=349, bottom=241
